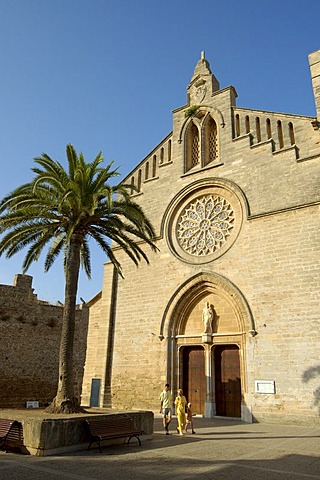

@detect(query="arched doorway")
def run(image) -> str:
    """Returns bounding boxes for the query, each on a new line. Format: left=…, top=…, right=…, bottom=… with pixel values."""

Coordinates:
left=160, top=272, right=255, bottom=421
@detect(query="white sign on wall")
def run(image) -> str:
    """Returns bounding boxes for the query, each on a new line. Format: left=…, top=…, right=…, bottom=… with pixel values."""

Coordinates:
left=255, top=380, right=276, bottom=394
left=26, top=401, right=39, bottom=408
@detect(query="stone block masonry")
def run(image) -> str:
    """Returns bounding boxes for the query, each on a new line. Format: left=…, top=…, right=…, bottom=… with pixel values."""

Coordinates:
left=81, top=49, right=320, bottom=427
left=0, top=274, right=89, bottom=408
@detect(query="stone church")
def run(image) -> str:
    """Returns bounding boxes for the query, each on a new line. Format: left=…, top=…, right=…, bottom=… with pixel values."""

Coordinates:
left=81, top=49, right=320, bottom=426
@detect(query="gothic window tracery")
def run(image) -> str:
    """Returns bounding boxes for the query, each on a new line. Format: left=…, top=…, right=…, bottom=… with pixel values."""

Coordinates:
left=192, top=133, right=199, bottom=166
left=185, top=114, right=219, bottom=173
left=177, top=194, right=234, bottom=256
left=203, top=115, right=218, bottom=166
left=186, top=122, right=200, bottom=172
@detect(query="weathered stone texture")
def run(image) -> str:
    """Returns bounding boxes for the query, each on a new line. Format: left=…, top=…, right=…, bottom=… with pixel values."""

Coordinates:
left=0, top=274, right=88, bottom=408
left=309, top=49, right=320, bottom=121
left=82, top=50, right=320, bottom=426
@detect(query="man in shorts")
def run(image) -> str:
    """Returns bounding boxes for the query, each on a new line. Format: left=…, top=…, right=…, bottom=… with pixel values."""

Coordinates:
left=159, top=383, right=173, bottom=434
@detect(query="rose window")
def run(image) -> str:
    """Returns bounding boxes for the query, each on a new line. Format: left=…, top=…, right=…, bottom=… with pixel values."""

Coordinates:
left=177, top=195, right=234, bottom=256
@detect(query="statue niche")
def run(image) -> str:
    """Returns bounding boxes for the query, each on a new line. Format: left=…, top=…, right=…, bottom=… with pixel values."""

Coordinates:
left=202, top=301, right=214, bottom=334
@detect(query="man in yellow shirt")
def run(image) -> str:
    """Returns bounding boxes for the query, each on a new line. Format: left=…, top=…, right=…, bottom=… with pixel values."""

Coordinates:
left=159, top=383, right=173, bottom=435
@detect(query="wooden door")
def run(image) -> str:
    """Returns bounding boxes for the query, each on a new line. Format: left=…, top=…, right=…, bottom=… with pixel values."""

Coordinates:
left=183, top=347, right=205, bottom=415
left=214, top=345, right=241, bottom=417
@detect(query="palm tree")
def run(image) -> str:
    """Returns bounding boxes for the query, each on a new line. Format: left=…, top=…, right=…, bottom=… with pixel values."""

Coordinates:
left=0, top=144, right=157, bottom=413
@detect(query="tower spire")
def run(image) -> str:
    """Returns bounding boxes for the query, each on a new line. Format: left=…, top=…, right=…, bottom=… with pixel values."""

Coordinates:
left=187, top=52, right=220, bottom=104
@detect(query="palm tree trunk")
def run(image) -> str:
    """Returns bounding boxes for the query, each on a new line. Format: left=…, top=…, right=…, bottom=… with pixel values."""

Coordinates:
left=45, top=234, right=85, bottom=413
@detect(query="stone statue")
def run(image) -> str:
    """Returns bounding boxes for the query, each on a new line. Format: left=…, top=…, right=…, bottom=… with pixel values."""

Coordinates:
left=202, top=301, right=214, bottom=334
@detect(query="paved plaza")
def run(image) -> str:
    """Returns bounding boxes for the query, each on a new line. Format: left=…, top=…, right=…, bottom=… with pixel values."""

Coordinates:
left=1, top=415, right=320, bottom=479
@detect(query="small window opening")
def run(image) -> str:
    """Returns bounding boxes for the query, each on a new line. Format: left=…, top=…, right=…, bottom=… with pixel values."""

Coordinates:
left=245, top=115, right=250, bottom=134
left=277, top=120, right=284, bottom=149
left=289, top=122, right=295, bottom=145
left=266, top=118, right=272, bottom=139
left=256, top=117, right=261, bottom=143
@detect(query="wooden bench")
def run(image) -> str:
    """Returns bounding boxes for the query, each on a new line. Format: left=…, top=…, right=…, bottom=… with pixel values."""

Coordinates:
left=0, top=419, right=23, bottom=453
left=85, top=415, right=144, bottom=453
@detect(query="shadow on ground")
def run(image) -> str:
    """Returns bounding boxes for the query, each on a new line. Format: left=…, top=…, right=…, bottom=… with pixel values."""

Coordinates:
left=1, top=416, right=320, bottom=479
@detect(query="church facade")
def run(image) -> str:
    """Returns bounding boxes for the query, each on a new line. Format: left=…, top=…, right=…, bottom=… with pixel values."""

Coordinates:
left=82, top=49, right=320, bottom=426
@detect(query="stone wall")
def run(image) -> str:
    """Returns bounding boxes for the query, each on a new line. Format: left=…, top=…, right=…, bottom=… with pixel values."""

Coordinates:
left=82, top=50, right=320, bottom=426
left=0, top=274, right=89, bottom=408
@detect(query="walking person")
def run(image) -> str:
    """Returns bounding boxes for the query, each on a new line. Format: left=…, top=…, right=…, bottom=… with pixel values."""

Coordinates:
left=174, top=388, right=187, bottom=435
left=184, top=402, right=196, bottom=434
left=159, top=383, right=173, bottom=435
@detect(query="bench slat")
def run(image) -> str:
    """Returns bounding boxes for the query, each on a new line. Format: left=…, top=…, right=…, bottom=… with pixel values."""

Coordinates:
left=0, top=419, right=23, bottom=453
left=86, top=416, right=143, bottom=453
left=0, top=419, right=15, bottom=438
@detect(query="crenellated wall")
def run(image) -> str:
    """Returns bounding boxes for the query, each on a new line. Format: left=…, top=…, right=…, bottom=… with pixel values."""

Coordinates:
left=82, top=49, right=320, bottom=426
left=0, top=274, right=89, bottom=408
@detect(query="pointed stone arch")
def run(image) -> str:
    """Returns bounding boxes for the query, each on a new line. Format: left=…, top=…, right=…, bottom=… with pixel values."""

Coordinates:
left=178, top=105, right=225, bottom=144
left=159, top=271, right=256, bottom=340
left=202, top=113, right=219, bottom=166
left=159, top=272, right=256, bottom=411
left=185, top=120, right=201, bottom=172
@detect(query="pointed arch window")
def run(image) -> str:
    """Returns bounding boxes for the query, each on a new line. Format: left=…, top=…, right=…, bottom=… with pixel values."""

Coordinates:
left=203, top=115, right=218, bottom=167
left=185, top=122, right=200, bottom=172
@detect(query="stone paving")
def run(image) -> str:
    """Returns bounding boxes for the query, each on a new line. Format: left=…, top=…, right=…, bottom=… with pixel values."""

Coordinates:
left=1, top=415, right=320, bottom=479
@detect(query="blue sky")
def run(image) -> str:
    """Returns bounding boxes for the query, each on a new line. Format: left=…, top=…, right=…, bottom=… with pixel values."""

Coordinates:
left=0, top=0, right=319, bottom=303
